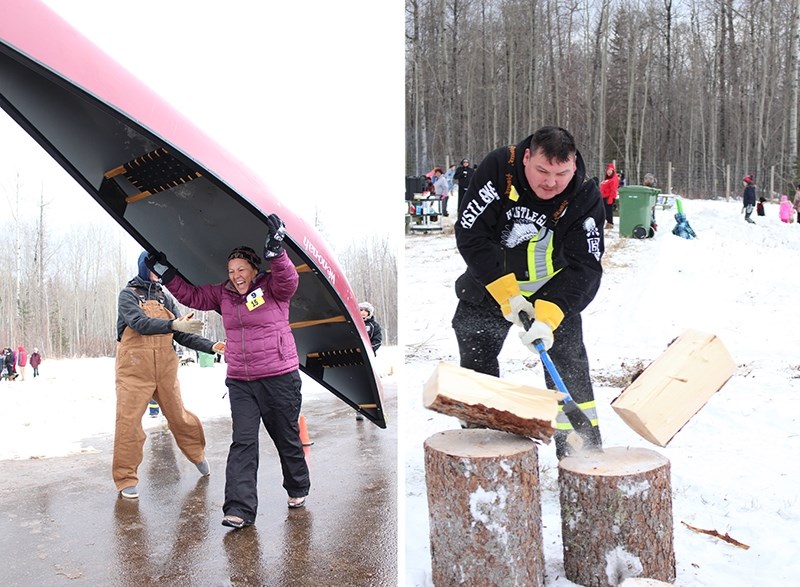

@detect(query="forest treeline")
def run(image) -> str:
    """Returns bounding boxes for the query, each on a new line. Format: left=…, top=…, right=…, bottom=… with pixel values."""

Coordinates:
left=406, top=0, right=800, bottom=198
left=0, top=194, right=397, bottom=359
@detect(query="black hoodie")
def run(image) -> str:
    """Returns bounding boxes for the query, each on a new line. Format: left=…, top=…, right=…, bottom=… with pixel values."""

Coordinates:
left=455, top=135, right=605, bottom=318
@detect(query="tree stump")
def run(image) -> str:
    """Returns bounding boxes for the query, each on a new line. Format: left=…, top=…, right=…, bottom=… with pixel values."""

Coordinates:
left=559, top=447, right=675, bottom=587
left=424, top=429, right=544, bottom=587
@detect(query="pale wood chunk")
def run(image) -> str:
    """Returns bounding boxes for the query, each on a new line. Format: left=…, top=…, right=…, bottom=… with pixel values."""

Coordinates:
left=424, top=429, right=545, bottom=587
left=423, top=361, right=562, bottom=442
left=611, top=330, right=735, bottom=446
left=559, top=447, right=675, bottom=587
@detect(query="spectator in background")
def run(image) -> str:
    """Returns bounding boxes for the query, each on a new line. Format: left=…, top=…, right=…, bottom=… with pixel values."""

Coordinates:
left=444, top=163, right=456, bottom=197
left=355, top=301, right=383, bottom=422
left=3, top=347, right=16, bottom=380
left=453, top=158, right=474, bottom=211
left=16, top=345, right=27, bottom=381
left=359, top=302, right=383, bottom=354
left=794, top=184, right=800, bottom=225
left=433, top=167, right=450, bottom=216
left=742, top=175, right=756, bottom=224
left=756, top=196, right=766, bottom=217
left=599, top=163, right=619, bottom=230
left=779, top=194, right=793, bottom=223
left=30, top=347, right=42, bottom=378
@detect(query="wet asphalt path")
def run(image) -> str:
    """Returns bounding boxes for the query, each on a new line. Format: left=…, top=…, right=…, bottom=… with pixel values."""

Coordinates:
left=0, top=382, right=397, bottom=586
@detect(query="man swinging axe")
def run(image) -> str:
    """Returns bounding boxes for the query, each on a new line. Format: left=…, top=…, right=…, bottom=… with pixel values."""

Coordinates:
left=451, top=126, right=604, bottom=459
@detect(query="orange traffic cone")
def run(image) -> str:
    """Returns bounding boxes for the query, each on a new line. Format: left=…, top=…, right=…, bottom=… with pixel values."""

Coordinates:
left=298, top=414, right=314, bottom=446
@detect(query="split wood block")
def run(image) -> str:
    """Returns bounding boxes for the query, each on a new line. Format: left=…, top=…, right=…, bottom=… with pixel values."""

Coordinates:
left=423, top=361, right=562, bottom=442
left=611, top=330, right=735, bottom=446
left=424, top=429, right=544, bottom=587
left=559, top=447, right=675, bottom=587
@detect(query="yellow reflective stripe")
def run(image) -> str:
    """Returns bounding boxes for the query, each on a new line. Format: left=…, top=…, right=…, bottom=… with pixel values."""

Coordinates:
left=554, top=401, right=599, bottom=429
left=518, top=228, right=561, bottom=295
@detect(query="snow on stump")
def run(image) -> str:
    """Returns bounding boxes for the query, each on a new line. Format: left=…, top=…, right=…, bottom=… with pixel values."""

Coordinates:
left=424, top=429, right=544, bottom=587
left=559, top=447, right=675, bottom=587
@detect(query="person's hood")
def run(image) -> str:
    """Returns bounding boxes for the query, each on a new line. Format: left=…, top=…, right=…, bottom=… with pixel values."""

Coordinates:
left=358, top=302, right=375, bottom=319
left=126, top=275, right=161, bottom=292
left=137, top=251, right=151, bottom=281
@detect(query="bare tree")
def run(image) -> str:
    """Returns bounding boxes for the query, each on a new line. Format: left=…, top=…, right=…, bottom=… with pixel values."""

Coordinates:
left=407, top=0, right=800, bottom=197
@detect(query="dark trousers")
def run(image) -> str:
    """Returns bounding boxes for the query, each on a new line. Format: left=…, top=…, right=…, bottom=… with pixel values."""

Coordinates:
left=224, top=370, right=309, bottom=521
left=458, top=187, right=468, bottom=212
left=604, top=201, right=614, bottom=225
left=452, top=295, right=600, bottom=456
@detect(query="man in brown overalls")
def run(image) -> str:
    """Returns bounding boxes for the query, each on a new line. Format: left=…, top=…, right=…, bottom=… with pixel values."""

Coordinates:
left=114, top=252, right=225, bottom=499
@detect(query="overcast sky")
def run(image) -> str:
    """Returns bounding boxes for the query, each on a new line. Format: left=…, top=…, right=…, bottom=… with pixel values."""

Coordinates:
left=1, top=1, right=404, bottom=251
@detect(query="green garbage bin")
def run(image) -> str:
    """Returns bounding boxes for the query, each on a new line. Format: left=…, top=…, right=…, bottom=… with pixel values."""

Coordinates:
left=618, top=185, right=659, bottom=238
left=198, top=352, right=215, bottom=368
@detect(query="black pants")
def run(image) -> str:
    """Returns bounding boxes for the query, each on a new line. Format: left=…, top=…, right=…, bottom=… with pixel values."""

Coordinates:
left=452, top=294, right=600, bottom=457
left=604, top=201, right=614, bottom=225
left=224, top=370, right=309, bottom=521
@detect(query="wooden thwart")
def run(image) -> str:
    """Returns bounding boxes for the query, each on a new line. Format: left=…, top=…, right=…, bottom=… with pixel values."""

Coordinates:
left=423, top=361, right=562, bottom=442
left=611, top=329, right=735, bottom=446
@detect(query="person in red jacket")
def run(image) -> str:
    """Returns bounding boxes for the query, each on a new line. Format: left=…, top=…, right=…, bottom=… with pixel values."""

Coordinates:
left=599, top=162, right=619, bottom=229
left=151, top=214, right=309, bottom=529
left=16, top=346, right=27, bottom=381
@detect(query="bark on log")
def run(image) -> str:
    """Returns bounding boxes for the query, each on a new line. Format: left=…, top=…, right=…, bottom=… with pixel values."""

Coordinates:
left=559, top=447, right=675, bottom=587
left=424, top=429, right=544, bottom=587
left=423, top=361, right=562, bottom=442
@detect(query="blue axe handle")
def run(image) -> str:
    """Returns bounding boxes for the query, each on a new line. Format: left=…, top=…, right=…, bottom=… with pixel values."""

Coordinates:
left=519, top=311, right=595, bottom=437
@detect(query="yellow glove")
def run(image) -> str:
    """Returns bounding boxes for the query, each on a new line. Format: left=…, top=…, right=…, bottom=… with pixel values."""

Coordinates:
left=485, top=273, right=534, bottom=328
left=519, top=300, right=564, bottom=351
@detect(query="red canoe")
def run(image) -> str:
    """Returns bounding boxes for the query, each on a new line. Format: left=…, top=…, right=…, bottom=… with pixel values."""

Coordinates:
left=0, top=0, right=385, bottom=427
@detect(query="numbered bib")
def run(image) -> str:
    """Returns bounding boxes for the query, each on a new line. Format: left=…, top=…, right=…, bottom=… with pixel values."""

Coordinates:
left=246, top=287, right=265, bottom=311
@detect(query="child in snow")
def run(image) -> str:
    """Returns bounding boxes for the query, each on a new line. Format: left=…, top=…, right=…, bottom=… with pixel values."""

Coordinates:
left=756, top=196, right=766, bottom=216
left=779, top=194, right=793, bottom=223
left=672, top=212, right=697, bottom=240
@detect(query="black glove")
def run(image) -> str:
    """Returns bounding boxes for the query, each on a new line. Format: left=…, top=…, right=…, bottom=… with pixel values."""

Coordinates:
left=145, top=251, right=177, bottom=284
left=264, top=214, right=287, bottom=259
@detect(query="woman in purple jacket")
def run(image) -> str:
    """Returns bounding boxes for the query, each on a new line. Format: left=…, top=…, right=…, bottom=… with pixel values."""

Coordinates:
left=151, top=214, right=309, bottom=529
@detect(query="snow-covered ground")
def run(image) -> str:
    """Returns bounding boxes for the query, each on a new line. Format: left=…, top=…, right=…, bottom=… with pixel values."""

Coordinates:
left=400, top=197, right=800, bottom=586
left=0, top=347, right=399, bottom=461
